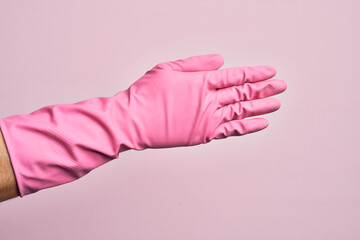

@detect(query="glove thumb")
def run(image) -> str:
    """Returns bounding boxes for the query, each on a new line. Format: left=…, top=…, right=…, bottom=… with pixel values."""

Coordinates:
left=155, top=54, right=224, bottom=72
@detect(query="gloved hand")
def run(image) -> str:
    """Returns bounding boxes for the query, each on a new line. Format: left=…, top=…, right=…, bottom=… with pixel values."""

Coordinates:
left=0, top=54, right=287, bottom=197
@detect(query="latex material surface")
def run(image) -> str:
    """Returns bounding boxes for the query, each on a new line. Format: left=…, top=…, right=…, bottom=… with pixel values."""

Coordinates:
left=0, top=54, right=286, bottom=196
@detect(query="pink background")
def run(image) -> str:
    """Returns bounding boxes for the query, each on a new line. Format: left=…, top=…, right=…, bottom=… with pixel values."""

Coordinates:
left=1, top=0, right=360, bottom=239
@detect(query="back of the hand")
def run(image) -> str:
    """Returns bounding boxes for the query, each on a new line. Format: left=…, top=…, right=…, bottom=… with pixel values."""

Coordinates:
left=123, top=54, right=287, bottom=149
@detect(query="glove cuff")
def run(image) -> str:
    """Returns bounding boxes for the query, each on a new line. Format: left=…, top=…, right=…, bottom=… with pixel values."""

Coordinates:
left=0, top=91, right=133, bottom=197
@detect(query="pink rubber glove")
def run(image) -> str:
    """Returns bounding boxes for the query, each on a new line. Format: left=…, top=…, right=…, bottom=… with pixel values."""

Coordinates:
left=0, top=54, right=287, bottom=197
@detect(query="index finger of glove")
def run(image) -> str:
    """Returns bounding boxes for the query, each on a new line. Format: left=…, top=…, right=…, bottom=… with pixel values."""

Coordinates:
left=206, top=66, right=276, bottom=89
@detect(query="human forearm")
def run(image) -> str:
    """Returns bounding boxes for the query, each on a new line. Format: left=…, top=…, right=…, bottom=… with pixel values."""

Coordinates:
left=0, top=128, right=19, bottom=201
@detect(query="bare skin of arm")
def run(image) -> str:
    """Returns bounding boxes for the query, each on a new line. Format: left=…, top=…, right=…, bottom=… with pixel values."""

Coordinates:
left=0, top=128, right=19, bottom=202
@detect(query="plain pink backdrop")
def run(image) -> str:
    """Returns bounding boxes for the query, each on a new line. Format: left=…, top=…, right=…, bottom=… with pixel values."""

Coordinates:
left=1, top=0, right=360, bottom=239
